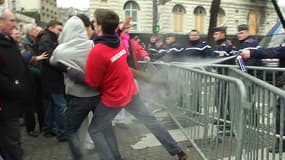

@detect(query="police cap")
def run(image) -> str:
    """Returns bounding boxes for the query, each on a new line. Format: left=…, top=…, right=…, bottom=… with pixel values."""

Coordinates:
left=237, top=24, right=249, bottom=32
left=213, top=25, right=227, bottom=33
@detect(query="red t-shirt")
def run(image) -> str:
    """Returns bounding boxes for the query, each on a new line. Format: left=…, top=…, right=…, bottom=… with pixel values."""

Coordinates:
left=85, top=42, right=138, bottom=108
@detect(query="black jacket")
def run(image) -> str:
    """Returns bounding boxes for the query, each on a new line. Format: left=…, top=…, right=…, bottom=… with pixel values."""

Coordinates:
left=239, top=36, right=261, bottom=66
left=36, top=29, right=65, bottom=94
left=250, top=46, right=285, bottom=67
left=184, top=39, right=212, bottom=57
left=0, top=34, right=34, bottom=119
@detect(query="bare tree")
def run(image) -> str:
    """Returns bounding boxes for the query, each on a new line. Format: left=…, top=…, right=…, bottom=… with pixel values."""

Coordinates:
left=207, top=0, right=221, bottom=45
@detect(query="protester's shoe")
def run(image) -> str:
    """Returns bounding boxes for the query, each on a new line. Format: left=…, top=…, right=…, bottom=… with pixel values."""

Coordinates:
left=115, top=122, right=129, bottom=129
left=57, top=136, right=68, bottom=142
left=177, top=150, right=187, bottom=160
left=27, top=131, right=39, bottom=137
left=43, top=131, right=56, bottom=137
left=268, top=142, right=285, bottom=153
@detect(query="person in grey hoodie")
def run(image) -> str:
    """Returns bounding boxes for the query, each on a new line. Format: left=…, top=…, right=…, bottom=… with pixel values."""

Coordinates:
left=50, top=15, right=99, bottom=160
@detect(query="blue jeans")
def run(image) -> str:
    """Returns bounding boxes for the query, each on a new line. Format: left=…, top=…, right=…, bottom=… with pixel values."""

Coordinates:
left=89, top=94, right=182, bottom=160
left=65, top=95, right=99, bottom=160
left=43, top=93, right=66, bottom=139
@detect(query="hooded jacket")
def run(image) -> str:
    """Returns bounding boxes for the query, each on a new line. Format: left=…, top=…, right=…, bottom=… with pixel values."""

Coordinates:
left=0, top=33, right=34, bottom=119
left=85, top=34, right=138, bottom=107
left=50, top=16, right=99, bottom=97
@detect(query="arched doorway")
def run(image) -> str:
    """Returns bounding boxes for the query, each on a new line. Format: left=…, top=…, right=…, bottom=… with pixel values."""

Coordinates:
left=173, top=4, right=186, bottom=32
left=194, top=6, right=206, bottom=33
left=248, top=11, right=258, bottom=35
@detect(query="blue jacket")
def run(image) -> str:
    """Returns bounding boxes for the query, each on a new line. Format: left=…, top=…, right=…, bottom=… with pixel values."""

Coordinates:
left=211, top=38, right=235, bottom=57
left=250, top=45, right=285, bottom=68
left=160, top=42, right=184, bottom=62
left=239, top=36, right=261, bottom=66
left=184, top=40, right=212, bottom=57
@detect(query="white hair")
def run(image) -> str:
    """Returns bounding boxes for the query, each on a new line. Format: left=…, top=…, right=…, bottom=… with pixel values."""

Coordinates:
left=22, top=23, right=36, bottom=35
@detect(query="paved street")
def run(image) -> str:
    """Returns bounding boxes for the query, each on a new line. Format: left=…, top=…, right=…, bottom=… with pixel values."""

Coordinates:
left=21, top=114, right=200, bottom=160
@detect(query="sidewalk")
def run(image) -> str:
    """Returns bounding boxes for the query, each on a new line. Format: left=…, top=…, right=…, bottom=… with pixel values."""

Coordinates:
left=21, top=117, right=199, bottom=160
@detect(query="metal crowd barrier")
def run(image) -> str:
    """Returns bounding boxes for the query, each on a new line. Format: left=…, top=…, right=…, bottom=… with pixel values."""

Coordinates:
left=199, top=65, right=285, bottom=160
left=138, top=62, right=248, bottom=160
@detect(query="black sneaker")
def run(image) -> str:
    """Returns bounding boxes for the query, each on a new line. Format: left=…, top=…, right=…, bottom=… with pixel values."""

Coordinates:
left=27, top=131, right=39, bottom=137
left=177, top=150, right=187, bottom=160
left=115, top=123, right=129, bottom=129
left=43, top=131, right=56, bottom=137
left=57, top=136, right=68, bottom=142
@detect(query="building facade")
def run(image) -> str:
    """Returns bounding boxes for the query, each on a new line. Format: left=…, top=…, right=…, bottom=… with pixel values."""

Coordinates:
left=17, top=0, right=58, bottom=23
left=57, top=7, right=89, bottom=23
left=2, top=0, right=36, bottom=27
left=89, top=0, right=277, bottom=35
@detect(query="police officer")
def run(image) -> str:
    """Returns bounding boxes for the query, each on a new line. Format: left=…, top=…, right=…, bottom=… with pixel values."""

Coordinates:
left=211, top=25, right=235, bottom=57
left=147, top=37, right=167, bottom=61
left=211, top=26, right=235, bottom=134
left=237, top=24, right=261, bottom=66
left=184, top=29, right=211, bottom=57
left=241, top=45, right=285, bottom=152
left=161, top=33, right=184, bottom=62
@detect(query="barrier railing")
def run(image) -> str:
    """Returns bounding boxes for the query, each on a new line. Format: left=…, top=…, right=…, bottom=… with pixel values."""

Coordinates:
left=139, top=62, right=249, bottom=160
left=199, top=65, right=285, bottom=160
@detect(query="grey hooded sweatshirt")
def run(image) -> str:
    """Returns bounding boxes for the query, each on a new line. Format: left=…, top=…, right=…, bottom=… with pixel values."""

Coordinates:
left=50, top=16, right=99, bottom=97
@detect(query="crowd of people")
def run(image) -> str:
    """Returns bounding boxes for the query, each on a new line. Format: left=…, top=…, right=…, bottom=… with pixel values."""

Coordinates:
left=0, top=7, right=188, bottom=160
left=147, top=24, right=261, bottom=65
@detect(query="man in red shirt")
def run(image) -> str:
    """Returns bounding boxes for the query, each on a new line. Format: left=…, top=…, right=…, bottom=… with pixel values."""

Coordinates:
left=83, top=9, right=187, bottom=160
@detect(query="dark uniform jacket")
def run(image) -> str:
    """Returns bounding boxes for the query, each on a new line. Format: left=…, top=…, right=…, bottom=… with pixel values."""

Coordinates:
left=184, top=39, right=211, bottom=57
left=211, top=38, right=234, bottom=57
left=250, top=45, right=285, bottom=85
left=239, top=36, right=261, bottom=66
left=0, top=33, right=34, bottom=119
left=148, top=46, right=167, bottom=62
left=250, top=45, right=285, bottom=68
left=161, top=42, right=184, bottom=62
left=36, top=29, right=65, bottom=94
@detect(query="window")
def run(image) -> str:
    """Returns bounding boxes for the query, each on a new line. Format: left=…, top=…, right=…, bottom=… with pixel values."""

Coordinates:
left=172, top=4, right=186, bottom=32
left=218, top=8, right=225, bottom=25
left=248, top=11, right=258, bottom=35
left=124, top=1, right=140, bottom=31
left=194, top=6, right=206, bottom=33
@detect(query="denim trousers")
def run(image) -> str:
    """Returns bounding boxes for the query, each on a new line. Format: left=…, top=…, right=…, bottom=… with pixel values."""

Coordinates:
left=65, top=95, right=99, bottom=160
left=43, top=93, right=66, bottom=139
left=89, top=94, right=181, bottom=160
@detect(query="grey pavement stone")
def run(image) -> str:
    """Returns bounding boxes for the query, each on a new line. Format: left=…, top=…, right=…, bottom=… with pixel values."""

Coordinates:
left=22, top=121, right=199, bottom=160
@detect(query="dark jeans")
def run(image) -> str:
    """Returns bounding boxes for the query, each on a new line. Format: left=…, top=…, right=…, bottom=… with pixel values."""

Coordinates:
left=24, top=73, right=45, bottom=133
left=89, top=94, right=182, bottom=160
left=65, top=95, right=99, bottom=160
left=0, top=118, right=22, bottom=160
left=24, top=100, right=45, bottom=133
left=43, top=93, right=66, bottom=139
